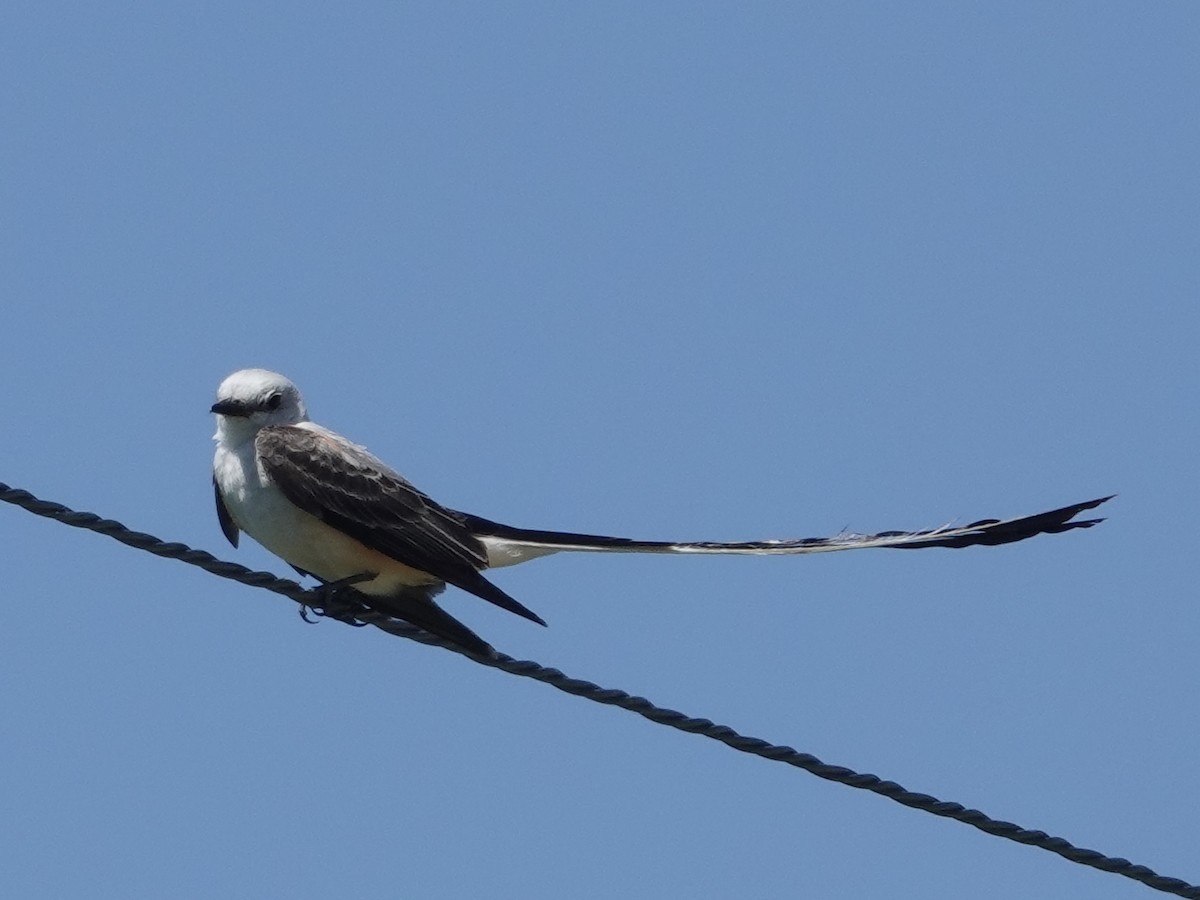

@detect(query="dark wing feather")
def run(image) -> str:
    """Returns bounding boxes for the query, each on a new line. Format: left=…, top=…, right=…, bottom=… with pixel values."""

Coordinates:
left=255, top=426, right=545, bottom=626
left=214, top=477, right=239, bottom=547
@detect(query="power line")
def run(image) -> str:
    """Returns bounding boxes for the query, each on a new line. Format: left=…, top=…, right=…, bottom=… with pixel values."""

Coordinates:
left=1, top=480, right=1195, bottom=898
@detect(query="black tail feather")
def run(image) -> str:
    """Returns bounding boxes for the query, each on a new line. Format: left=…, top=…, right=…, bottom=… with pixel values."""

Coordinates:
left=446, top=569, right=548, bottom=627
left=460, top=496, right=1112, bottom=555
left=363, top=588, right=497, bottom=658
left=888, top=495, right=1113, bottom=550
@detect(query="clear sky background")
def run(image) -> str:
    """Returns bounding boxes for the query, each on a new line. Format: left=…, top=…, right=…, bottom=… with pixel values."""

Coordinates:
left=1, top=4, right=1196, bottom=898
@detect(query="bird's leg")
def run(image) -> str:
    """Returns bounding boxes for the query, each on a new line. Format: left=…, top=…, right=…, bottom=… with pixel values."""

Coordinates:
left=300, top=572, right=378, bottom=626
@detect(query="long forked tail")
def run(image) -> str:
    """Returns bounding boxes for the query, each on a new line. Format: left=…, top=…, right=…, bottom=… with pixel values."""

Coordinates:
left=466, top=496, right=1112, bottom=569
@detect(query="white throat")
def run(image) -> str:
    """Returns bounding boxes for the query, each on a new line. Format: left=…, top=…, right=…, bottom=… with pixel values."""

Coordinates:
left=213, top=415, right=263, bottom=449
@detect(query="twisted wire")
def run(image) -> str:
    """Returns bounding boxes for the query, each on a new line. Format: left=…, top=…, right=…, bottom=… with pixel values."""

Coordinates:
left=1, top=481, right=1195, bottom=898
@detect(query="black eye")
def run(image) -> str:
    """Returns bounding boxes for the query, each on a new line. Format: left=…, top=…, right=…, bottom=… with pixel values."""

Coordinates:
left=266, top=393, right=282, bottom=410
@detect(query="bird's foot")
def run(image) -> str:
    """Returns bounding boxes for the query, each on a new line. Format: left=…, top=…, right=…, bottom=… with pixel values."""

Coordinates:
left=299, top=572, right=377, bottom=627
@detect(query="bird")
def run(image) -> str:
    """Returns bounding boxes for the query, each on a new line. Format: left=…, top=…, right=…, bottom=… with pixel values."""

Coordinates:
left=211, top=368, right=1110, bottom=657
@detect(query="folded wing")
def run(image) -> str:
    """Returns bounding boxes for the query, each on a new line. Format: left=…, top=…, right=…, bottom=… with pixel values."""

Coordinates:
left=255, top=425, right=546, bottom=627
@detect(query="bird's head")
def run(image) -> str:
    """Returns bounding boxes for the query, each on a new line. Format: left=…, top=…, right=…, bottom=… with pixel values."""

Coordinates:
left=211, top=368, right=309, bottom=440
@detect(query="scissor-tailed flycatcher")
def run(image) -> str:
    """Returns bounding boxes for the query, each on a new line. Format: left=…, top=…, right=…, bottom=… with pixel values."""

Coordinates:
left=211, top=368, right=1109, bottom=657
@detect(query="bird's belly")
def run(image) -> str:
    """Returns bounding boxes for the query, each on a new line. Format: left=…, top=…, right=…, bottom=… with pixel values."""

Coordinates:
left=229, top=483, right=436, bottom=596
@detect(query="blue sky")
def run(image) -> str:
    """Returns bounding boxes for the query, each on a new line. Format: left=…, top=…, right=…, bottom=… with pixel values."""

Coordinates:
left=1, top=3, right=1196, bottom=898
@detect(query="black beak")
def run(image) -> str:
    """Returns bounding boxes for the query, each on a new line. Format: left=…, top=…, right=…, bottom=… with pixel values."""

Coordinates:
left=211, top=399, right=251, bottom=417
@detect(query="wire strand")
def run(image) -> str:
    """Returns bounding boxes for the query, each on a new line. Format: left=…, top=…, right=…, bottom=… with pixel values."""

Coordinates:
left=1, top=480, right=1195, bottom=898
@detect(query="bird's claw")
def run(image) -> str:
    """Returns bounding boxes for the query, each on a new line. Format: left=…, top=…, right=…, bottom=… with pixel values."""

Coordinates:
left=299, top=572, right=377, bottom=627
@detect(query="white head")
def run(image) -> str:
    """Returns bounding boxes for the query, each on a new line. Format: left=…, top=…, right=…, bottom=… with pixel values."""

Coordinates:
left=211, top=368, right=309, bottom=442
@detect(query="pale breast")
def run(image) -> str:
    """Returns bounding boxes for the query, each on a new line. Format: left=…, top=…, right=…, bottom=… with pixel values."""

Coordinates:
left=214, top=440, right=437, bottom=594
